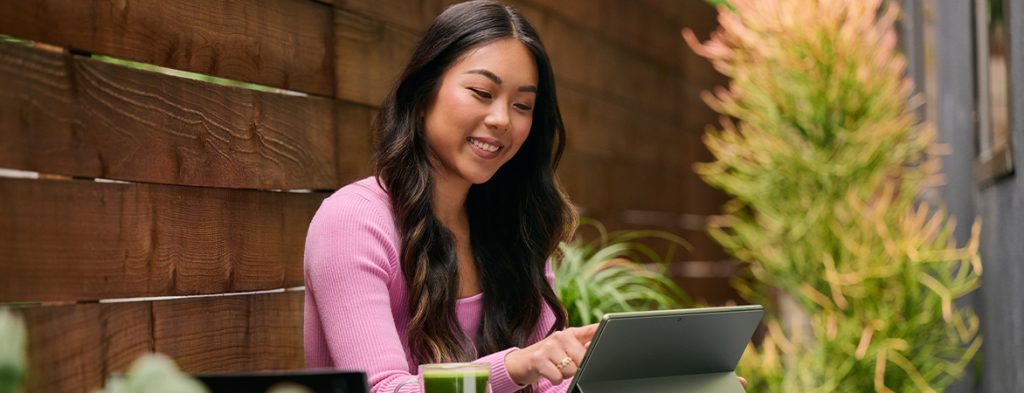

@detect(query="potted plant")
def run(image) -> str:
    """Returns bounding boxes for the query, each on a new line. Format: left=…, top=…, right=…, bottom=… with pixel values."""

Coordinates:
left=552, top=220, right=691, bottom=327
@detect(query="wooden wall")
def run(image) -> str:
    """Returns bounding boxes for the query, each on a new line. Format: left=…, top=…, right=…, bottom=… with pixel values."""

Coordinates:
left=0, top=0, right=730, bottom=391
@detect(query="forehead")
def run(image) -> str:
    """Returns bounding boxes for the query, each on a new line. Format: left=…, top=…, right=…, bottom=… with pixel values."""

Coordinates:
left=447, top=38, right=538, bottom=85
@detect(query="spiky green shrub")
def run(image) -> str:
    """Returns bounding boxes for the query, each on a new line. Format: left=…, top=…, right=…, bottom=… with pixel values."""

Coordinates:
left=685, top=0, right=982, bottom=391
left=552, top=220, right=691, bottom=327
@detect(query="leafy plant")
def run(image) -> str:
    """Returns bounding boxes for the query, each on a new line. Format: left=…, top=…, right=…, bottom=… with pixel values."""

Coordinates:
left=685, top=0, right=982, bottom=392
left=95, top=353, right=310, bottom=393
left=96, top=354, right=209, bottom=393
left=0, top=309, right=26, bottom=393
left=552, top=220, right=691, bottom=327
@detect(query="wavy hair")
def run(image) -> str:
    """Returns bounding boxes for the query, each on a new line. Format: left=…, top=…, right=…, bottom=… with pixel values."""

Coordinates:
left=374, top=0, right=574, bottom=366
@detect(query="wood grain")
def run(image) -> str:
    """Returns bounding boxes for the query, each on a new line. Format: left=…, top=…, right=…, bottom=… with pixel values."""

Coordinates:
left=19, top=291, right=303, bottom=393
left=520, top=0, right=688, bottom=70
left=334, top=0, right=438, bottom=32
left=0, top=178, right=324, bottom=302
left=531, top=4, right=684, bottom=117
left=334, top=101, right=378, bottom=181
left=0, top=0, right=335, bottom=96
left=0, top=41, right=350, bottom=190
left=22, top=302, right=153, bottom=393
left=334, top=9, right=419, bottom=107
left=154, top=291, right=304, bottom=373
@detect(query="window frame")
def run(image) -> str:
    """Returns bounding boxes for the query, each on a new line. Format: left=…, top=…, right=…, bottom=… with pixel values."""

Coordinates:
left=973, top=0, right=1015, bottom=186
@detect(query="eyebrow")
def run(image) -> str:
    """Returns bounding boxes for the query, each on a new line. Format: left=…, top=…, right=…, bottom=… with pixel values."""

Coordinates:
left=465, top=69, right=537, bottom=93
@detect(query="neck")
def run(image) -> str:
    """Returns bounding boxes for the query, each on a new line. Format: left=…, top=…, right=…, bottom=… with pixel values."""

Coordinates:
left=432, top=168, right=471, bottom=230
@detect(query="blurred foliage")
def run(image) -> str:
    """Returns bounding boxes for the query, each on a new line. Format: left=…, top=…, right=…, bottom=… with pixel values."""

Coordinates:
left=552, top=220, right=691, bottom=327
left=0, top=309, right=26, bottom=393
left=95, top=354, right=209, bottom=393
left=706, top=0, right=736, bottom=12
left=685, top=0, right=982, bottom=391
left=95, top=353, right=309, bottom=393
left=0, top=35, right=32, bottom=46
left=91, top=55, right=292, bottom=94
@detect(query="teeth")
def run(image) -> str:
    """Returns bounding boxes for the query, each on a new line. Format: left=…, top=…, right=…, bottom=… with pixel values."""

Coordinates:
left=469, top=138, right=500, bottom=153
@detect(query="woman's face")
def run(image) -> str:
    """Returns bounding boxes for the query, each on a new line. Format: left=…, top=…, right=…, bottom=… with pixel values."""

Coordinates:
left=423, top=38, right=538, bottom=186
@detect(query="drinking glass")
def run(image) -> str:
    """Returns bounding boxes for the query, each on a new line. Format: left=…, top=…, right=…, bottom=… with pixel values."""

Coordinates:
left=393, top=362, right=491, bottom=393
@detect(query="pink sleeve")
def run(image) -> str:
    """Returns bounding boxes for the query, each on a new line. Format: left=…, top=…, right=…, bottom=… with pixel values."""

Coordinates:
left=304, top=193, right=547, bottom=393
left=305, top=194, right=418, bottom=392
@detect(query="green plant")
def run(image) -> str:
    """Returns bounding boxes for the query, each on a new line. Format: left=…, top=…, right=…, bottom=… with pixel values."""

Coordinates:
left=96, top=354, right=209, bottom=393
left=95, top=353, right=309, bottom=393
left=0, top=309, right=26, bottom=393
left=685, top=0, right=982, bottom=392
left=552, top=220, right=691, bottom=327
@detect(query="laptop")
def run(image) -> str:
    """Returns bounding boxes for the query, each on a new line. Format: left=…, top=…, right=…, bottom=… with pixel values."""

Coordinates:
left=196, top=369, right=369, bottom=393
left=567, top=305, right=764, bottom=393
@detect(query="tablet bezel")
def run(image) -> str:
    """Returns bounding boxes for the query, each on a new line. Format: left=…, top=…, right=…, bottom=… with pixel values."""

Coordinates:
left=566, top=305, right=764, bottom=393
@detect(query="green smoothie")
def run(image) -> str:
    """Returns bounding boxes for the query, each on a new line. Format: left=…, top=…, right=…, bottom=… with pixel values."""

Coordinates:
left=421, top=368, right=490, bottom=393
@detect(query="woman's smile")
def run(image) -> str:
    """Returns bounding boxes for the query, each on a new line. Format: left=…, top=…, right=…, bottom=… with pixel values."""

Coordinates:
left=467, top=136, right=504, bottom=158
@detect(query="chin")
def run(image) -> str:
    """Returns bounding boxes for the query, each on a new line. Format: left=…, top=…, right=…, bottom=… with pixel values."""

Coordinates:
left=469, top=174, right=497, bottom=185
left=464, top=169, right=499, bottom=185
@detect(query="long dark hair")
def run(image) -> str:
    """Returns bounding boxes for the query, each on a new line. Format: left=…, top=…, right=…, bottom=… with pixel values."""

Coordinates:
left=374, top=0, right=573, bottom=366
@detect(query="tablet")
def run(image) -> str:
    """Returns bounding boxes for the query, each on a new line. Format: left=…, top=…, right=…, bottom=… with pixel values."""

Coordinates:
left=196, top=369, right=369, bottom=393
left=567, top=305, right=764, bottom=393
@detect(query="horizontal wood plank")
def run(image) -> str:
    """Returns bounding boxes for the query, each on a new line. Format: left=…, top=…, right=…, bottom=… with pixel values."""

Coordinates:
left=335, top=0, right=436, bottom=32
left=22, top=302, right=152, bottom=393
left=532, top=5, right=684, bottom=116
left=521, top=0, right=688, bottom=70
left=0, top=41, right=373, bottom=190
left=334, top=9, right=420, bottom=107
left=153, top=291, right=304, bottom=373
left=0, top=0, right=335, bottom=96
left=20, top=291, right=303, bottom=393
left=0, top=178, right=323, bottom=302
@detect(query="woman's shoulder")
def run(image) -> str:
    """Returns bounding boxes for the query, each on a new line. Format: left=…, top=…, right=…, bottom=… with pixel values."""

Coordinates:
left=309, top=176, right=395, bottom=237
left=321, top=176, right=390, bottom=212
left=305, top=176, right=401, bottom=289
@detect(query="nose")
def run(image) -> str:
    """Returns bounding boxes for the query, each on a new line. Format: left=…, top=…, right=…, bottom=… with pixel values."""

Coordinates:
left=484, top=101, right=511, bottom=133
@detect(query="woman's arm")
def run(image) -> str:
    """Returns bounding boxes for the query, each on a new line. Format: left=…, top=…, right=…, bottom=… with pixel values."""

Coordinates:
left=305, top=192, right=530, bottom=393
left=305, top=194, right=418, bottom=393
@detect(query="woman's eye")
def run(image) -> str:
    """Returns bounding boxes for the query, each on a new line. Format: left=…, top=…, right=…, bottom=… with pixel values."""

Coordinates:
left=514, top=103, right=533, bottom=111
left=469, top=88, right=492, bottom=99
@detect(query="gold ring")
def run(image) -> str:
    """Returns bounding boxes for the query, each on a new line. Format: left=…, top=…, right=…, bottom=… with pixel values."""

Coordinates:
left=556, top=356, right=572, bottom=369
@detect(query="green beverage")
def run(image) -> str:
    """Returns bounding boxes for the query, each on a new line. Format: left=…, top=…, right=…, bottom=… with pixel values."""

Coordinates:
left=422, top=368, right=490, bottom=393
left=394, top=363, right=488, bottom=393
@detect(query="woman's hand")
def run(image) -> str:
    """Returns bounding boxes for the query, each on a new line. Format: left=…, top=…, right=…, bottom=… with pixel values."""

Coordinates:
left=504, top=324, right=599, bottom=386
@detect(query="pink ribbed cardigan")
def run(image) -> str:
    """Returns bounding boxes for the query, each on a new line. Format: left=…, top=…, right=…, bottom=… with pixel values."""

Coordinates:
left=304, top=177, right=570, bottom=393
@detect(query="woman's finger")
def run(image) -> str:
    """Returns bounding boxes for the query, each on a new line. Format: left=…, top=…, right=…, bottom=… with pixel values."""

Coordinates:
left=569, top=324, right=599, bottom=343
left=556, top=357, right=578, bottom=378
left=536, top=359, right=565, bottom=386
left=551, top=330, right=588, bottom=365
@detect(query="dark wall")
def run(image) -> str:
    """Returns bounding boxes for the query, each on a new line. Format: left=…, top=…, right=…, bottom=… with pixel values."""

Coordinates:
left=926, top=0, right=1024, bottom=391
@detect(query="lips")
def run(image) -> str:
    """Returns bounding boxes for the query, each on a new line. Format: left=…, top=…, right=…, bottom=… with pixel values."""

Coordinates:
left=467, top=136, right=503, bottom=159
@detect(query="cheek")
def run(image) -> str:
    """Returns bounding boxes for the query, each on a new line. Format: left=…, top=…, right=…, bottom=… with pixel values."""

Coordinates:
left=425, top=92, right=474, bottom=144
left=512, top=118, right=532, bottom=148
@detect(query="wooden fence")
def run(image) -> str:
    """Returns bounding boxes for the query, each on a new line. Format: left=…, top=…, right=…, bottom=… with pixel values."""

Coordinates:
left=0, top=0, right=727, bottom=391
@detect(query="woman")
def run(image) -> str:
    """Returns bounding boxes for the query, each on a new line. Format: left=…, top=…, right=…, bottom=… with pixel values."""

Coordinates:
left=304, top=1, right=595, bottom=392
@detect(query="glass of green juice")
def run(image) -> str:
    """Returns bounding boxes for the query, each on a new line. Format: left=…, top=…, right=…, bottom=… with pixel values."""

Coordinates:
left=393, top=362, right=491, bottom=393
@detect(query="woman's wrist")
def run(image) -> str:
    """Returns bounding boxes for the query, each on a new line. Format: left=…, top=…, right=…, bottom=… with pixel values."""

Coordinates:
left=503, top=348, right=529, bottom=385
